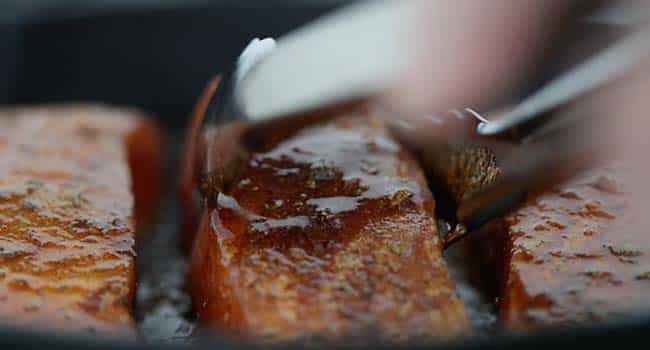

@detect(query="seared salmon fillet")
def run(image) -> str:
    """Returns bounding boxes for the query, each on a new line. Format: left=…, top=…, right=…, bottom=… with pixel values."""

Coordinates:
left=500, top=165, right=650, bottom=328
left=0, top=105, right=162, bottom=337
left=188, top=115, right=468, bottom=340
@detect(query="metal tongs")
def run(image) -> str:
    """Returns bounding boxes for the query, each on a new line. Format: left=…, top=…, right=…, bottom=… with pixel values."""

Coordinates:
left=441, top=24, right=650, bottom=246
left=197, top=0, right=650, bottom=247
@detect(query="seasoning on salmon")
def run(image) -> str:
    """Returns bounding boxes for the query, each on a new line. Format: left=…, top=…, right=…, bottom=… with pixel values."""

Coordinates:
left=500, top=165, right=650, bottom=328
left=0, top=105, right=162, bottom=337
left=188, top=115, right=468, bottom=340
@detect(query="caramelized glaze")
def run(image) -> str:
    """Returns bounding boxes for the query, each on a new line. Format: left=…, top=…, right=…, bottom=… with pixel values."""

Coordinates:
left=189, top=115, right=467, bottom=340
left=501, top=165, right=650, bottom=328
left=0, top=105, right=162, bottom=337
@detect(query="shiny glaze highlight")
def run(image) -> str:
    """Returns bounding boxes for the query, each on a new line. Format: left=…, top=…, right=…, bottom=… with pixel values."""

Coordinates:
left=0, top=105, right=162, bottom=337
left=501, top=165, right=650, bottom=328
left=189, top=115, right=468, bottom=340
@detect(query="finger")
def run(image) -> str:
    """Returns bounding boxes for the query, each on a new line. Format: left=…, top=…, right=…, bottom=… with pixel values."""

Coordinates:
left=384, top=0, right=571, bottom=119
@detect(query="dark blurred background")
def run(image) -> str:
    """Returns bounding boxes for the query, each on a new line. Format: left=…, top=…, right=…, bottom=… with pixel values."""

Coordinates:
left=0, top=0, right=636, bottom=129
left=0, top=0, right=348, bottom=128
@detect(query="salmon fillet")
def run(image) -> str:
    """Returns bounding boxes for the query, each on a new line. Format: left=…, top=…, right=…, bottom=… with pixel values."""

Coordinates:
left=188, top=115, right=468, bottom=340
left=500, top=165, right=650, bottom=328
left=0, top=105, right=162, bottom=337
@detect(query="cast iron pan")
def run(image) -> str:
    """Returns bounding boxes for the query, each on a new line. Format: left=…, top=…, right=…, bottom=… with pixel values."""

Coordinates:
left=1, top=1, right=649, bottom=349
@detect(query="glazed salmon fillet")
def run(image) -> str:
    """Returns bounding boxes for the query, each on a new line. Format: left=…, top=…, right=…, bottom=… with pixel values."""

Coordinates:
left=0, top=105, right=162, bottom=337
left=500, top=165, right=650, bottom=328
left=188, top=115, right=468, bottom=340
